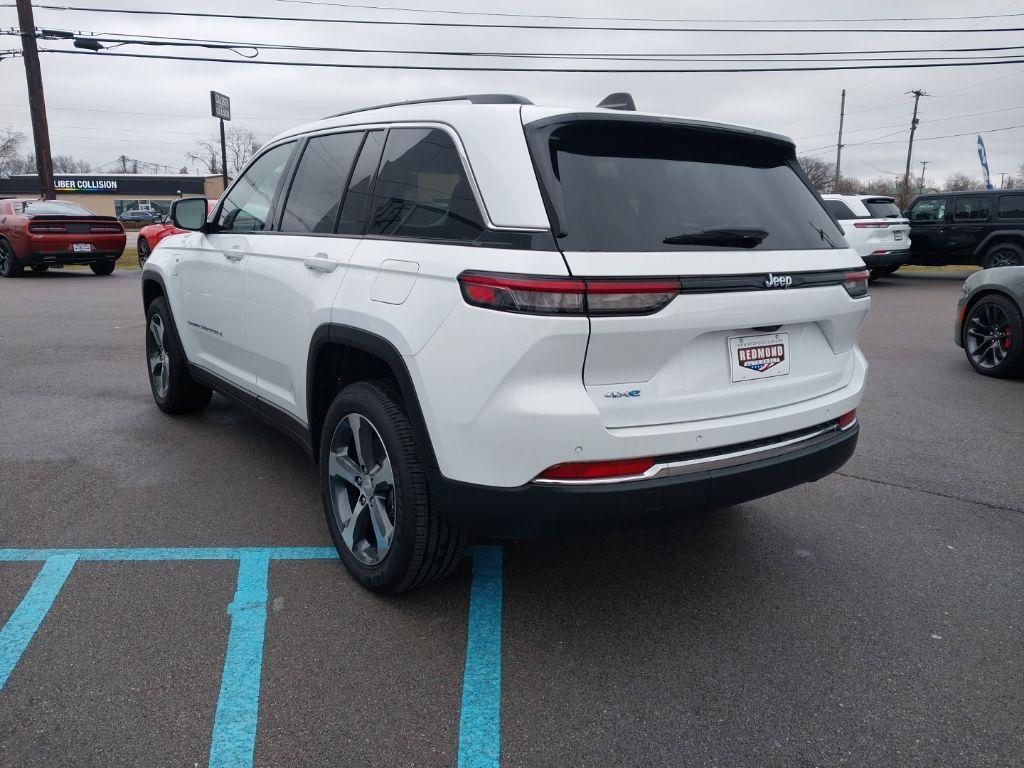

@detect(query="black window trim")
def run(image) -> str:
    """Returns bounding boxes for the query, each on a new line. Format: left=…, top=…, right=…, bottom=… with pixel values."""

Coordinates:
left=274, top=128, right=368, bottom=235
left=210, top=138, right=299, bottom=234
left=996, top=192, right=1024, bottom=220
left=953, top=194, right=992, bottom=222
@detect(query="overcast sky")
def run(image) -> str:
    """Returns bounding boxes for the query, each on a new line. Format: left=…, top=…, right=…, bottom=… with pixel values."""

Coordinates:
left=2, top=0, right=1023, bottom=185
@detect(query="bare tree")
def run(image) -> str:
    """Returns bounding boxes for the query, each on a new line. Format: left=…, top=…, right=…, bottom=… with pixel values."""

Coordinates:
left=798, top=156, right=836, bottom=191
left=862, top=176, right=902, bottom=196
left=942, top=172, right=982, bottom=192
left=185, top=126, right=262, bottom=177
left=52, top=154, right=92, bottom=173
left=0, top=127, right=25, bottom=177
left=835, top=176, right=863, bottom=195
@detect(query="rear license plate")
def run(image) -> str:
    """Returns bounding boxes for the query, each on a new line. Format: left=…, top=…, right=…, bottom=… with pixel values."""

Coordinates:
left=728, top=333, right=791, bottom=383
left=893, top=231, right=905, bottom=241
left=72, top=243, right=92, bottom=253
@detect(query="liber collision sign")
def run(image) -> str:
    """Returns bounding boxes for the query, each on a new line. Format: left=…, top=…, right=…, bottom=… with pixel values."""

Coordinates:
left=54, top=178, right=119, bottom=192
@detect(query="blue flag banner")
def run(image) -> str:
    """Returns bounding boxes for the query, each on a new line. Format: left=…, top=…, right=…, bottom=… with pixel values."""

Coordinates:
left=977, top=135, right=994, bottom=190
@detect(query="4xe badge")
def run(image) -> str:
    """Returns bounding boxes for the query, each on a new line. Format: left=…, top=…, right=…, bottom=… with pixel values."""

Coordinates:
left=764, top=273, right=793, bottom=289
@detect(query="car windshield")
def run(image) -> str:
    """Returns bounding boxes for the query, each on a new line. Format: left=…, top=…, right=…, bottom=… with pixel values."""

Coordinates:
left=18, top=201, right=94, bottom=216
left=863, top=199, right=901, bottom=218
left=527, top=119, right=843, bottom=252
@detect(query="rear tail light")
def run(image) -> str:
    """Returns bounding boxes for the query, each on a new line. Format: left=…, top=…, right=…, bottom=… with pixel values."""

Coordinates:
left=838, top=409, right=858, bottom=430
left=853, top=221, right=890, bottom=229
left=90, top=225, right=122, bottom=233
left=842, top=269, right=870, bottom=299
left=29, top=224, right=67, bottom=233
left=536, top=456, right=655, bottom=482
left=458, top=272, right=679, bottom=316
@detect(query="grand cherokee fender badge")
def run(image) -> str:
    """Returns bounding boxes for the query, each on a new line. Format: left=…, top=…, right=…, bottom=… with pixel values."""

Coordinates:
left=604, top=389, right=642, bottom=399
left=764, top=273, right=793, bottom=289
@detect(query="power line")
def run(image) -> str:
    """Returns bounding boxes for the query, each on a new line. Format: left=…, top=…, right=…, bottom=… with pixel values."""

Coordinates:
left=263, top=0, right=1024, bottom=25
left=20, top=5, right=1024, bottom=34
left=38, top=48, right=1024, bottom=74
left=792, top=104, right=1024, bottom=140
left=20, top=29, right=1024, bottom=61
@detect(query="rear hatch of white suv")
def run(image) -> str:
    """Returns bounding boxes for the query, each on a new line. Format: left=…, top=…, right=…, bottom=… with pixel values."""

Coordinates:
left=524, top=114, right=869, bottom=430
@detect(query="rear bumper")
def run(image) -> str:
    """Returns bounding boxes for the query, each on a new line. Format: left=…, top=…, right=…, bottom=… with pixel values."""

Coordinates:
left=21, top=250, right=123, bottom=266
left=427, top=421, right=859, bottom=539
left=862, top=249, right=910, bottom=268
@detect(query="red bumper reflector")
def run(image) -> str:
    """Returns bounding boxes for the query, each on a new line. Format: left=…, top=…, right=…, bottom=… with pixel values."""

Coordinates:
left=537, top=456, right=655, bottom=481
left=838, top=409, right=857, bottom=430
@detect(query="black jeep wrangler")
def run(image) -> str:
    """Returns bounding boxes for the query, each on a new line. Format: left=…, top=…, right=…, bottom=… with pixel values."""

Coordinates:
left=905, top=189, right=1024, bottom=268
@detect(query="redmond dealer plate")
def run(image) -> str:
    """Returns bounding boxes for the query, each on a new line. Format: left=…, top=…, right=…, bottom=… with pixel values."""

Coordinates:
left=728, top=332, right=791, bottom=383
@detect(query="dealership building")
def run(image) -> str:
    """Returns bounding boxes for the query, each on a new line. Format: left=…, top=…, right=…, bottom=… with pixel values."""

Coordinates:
left=0, top=173, right=226, bottom=217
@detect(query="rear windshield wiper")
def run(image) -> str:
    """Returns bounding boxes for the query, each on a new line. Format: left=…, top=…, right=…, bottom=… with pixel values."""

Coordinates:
left=810, top=220, right=839, bottom=248
left=663, top=227, right=769, bottom=248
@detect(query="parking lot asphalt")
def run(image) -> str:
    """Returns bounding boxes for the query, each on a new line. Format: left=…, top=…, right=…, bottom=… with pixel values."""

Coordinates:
left=1, top=269, right=1021, bottom=767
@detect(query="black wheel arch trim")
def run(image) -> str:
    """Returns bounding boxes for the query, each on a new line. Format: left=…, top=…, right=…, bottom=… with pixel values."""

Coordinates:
left=307, top=323, right=439, bottom=470
left=974, top=231, right=1024, bottom=258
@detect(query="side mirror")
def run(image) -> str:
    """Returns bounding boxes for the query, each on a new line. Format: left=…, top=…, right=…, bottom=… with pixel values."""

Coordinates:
left=171, top=197, right=209, bottom=231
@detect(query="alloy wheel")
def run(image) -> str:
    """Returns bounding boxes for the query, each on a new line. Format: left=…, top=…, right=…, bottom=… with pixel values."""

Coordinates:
left=988, top=247, right=1022, bottom=268
left=147, top=313, right=170, bottom=397
left=138, top=240, right=150, bottom=266
left=327, top=413, right=396, bottom=566
left=965, top=303, right=1013, bottom=369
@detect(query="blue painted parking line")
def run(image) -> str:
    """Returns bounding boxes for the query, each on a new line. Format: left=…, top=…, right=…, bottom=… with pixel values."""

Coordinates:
left=0, top=545, right=506, bottom=767
left=0, top=554, right=78, bottom=689
left=209, top=552, right=271, bottom=768
left=458, top=545, right=504, bottom=768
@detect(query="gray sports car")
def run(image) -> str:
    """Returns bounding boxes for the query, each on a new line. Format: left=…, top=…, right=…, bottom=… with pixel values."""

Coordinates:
left=955, top=267, right=1024, bottom=377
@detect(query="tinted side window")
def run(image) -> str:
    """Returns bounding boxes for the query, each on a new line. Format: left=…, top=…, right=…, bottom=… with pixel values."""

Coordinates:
left=280, top=132, right=363, bottom=234
left=997, top=194, right=1024, bottom=219
left=954, top=196, right=990, bottom=221
left=216, top=142, right=294, bottom=232
left=909, top=198, right=946, bottom=222
left=368, top=127, right=485, bottom=243
left=824, top=200, right=857, bottom=220
left=337, top=130, right=385, bottom=236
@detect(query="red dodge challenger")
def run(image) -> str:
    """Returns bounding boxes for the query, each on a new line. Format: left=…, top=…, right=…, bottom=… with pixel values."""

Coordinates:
left=0, top=198, right=126, bottom=277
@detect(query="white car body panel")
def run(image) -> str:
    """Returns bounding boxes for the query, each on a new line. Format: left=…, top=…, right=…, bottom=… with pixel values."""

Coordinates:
left=145, top=97, right=869, bottom=493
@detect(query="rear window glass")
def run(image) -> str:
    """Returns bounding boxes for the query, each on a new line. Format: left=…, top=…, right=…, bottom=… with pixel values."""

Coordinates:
left=825, top=200, right=857, bottom=220
left=954, top=196, right=990, bottom=221
left=529, top=120, right=842, bottom=252
left=863, top=199, right=901, bottom=218
left=997, top=194, right=1024, bottom=219
left=17, top=201, right=93, bottom=216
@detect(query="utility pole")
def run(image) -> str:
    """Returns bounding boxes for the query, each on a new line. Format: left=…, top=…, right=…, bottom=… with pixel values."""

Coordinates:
left=219, top=118, right=228, bottom=188
left=919, top=160, right=929, bottom=192
left=15, top=0, right=55, bottom=200
left=901, top=89, right=926, bottom=207
left=999, top=172, right=1008, bottom=189
left=833, top=89, right=846, bottom=193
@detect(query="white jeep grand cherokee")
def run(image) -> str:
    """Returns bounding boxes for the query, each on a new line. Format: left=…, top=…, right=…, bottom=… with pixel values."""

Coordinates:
left=141, top=93, right=869, bottom=593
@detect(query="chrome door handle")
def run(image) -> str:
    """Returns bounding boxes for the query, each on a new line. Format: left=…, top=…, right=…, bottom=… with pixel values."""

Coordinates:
left=224, top=248, right=244, bottom=261
left=304, top=255, right=338, bottom=273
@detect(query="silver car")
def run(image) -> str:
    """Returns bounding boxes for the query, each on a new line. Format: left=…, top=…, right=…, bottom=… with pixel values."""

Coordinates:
left=956, top=267, right=1024, bottom=377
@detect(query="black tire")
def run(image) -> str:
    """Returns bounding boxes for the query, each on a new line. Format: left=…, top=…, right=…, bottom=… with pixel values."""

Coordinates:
left=90, top=260, right=116, bottom=276
left=982, top=242, right=1024, bottom=269
left=137, top=238, right=151, bottom=267
left=30, top=265, right=49, bottom=273
left=319, top=380, right=466, bottom=594
left=0, top=239, right=23, bottom=277
left=145, top=296, right=213, bottom=413
left=868, top=268, right=884, bottom=282
left=962, top=293, right=1024, bottom=378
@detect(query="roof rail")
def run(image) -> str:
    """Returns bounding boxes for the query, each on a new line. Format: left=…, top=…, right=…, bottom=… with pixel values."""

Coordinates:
left=596, top=92, right=636, bottom=111
left=324, top=93, right=533, bottom=120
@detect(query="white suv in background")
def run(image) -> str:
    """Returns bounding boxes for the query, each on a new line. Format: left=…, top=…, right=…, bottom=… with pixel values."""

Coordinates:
left=141, top=93, right=869, bottom=593
left=822, top=194, right=911, bottom=279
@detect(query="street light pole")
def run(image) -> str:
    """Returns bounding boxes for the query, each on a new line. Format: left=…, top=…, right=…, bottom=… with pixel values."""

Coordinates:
left=15, top=0, right=55, bottom=200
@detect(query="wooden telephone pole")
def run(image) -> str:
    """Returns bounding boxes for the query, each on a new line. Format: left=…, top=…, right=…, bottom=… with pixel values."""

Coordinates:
left=15, top=0, right=55, bottom=200
left=833, top=89, right=846, bottom=194
left=901, top=90, right=926, bottom=207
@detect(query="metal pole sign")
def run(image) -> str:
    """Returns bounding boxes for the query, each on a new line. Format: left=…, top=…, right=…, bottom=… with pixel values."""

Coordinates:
left=210, top=91, right=231, bottom=121
left=210, top=91, right=231, bottom=189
